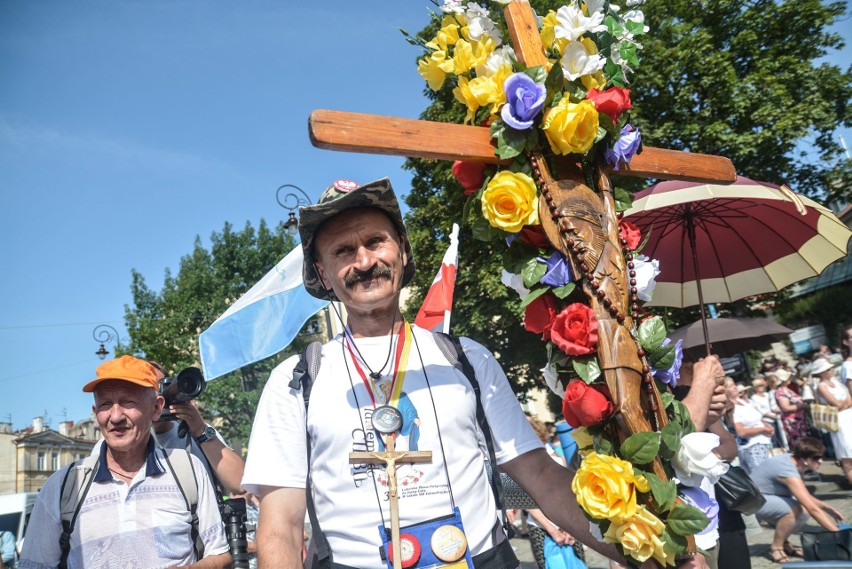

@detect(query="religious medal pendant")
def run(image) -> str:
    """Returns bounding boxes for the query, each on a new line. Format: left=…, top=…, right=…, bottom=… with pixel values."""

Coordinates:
left=372, top=405, right=403, bottom=435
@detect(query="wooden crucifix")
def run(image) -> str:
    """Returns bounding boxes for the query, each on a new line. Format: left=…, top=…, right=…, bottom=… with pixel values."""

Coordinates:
left=315, top=2, right=736, bottom=482
left=351, top=407, right=432, bottom=569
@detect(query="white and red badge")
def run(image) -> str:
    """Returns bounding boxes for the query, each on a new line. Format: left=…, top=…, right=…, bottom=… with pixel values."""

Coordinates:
left=333, top=179, right=359, bottom=192
left=387, top=533, right=421, bottom=568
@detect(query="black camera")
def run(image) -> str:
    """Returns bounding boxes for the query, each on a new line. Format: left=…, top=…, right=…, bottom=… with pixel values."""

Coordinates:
left=220, top=496, right=250, bottom=569
left=158, top=367, right=206, bottom=421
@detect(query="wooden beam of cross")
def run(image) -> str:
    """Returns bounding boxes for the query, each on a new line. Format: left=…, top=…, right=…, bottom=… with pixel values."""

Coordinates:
left=313, top=2, right=734, bottom=489
left=350, top=435, right=432, bottom=569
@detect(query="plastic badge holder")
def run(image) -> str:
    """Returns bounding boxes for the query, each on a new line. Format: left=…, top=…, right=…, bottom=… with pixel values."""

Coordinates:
left=378, top=507, right=473, bottom=569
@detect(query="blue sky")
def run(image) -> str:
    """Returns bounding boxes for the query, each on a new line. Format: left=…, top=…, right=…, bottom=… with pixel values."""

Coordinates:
left=0, top=1, right=849, bottom=431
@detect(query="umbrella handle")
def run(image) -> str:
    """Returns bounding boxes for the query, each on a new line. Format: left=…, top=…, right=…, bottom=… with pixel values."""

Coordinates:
left=686, top=210, right=712, bottom=357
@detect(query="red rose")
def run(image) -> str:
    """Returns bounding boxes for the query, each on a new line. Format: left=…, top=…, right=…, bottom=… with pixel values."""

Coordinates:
left=586, top=87, right=633, bottom=124
left=518, top=225, right=551, bottom=248
left=550, top=303, right=599, bottom=356
left=524, top=293, right=558, bottom=340
left=619, top=219, right=641, bottom=250
left=562, top=380, right=614, bottom=428
left=452, top=160, right=486, bottom=195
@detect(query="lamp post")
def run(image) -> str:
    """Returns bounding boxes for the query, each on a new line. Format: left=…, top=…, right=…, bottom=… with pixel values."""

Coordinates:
left=92, top=324, right=120, bottom=360
left=276, top=184, right=312, bottom=236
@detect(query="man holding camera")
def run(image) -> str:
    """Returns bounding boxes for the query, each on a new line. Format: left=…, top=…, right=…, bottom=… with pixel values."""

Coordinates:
left=19, top=355, right=231, bottom=569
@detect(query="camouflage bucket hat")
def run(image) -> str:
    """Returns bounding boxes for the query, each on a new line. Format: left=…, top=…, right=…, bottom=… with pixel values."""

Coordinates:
left=299, top=178, right=415, bottom=300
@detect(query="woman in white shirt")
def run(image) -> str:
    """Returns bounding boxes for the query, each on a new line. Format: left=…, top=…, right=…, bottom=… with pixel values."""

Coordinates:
left=732, top=384, right=775, bottom=473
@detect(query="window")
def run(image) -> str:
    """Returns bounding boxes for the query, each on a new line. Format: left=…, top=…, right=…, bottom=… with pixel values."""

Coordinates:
left=37, top=452, right=46, bottom=471
left=52, top=452, right=60, bottom=470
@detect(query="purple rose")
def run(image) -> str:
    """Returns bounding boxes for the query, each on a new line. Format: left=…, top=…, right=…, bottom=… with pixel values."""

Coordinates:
left=680, top=486, right=719, bottom=535
left=501, top=73, right=546, bottom=130
left=652, top=338, right=683, bottom=387
left=605, top=124, right=641, bottom=169
left=539, top=251, right=573, bottom=287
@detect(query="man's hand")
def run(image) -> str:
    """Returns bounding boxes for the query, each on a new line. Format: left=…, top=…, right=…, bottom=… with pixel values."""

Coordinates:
left=169, top=401, right=207, bottom=437
left=694, top=356, right=725, bottom=388
left=706, top=384, right=728, bottom=423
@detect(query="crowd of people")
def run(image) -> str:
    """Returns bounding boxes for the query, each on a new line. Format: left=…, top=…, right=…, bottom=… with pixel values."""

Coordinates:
left=11, top=176, right=852, bottom=569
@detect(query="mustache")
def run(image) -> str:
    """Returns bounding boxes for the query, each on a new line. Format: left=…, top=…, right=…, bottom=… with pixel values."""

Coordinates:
left=344, top=264, right=392, bottom=288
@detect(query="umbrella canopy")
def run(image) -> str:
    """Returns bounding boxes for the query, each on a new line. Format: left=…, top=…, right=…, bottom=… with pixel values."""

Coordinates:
left=668, top=317, right=793, bottom=359
left=625, top=176, right=851, bottom=308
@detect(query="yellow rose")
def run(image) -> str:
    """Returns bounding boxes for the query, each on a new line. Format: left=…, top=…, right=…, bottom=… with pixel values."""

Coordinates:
left=418, top=50, right=456, bottom=91
left=603, top=506, right=674, bottom=566
left=542, top=98, right=599, bottom=155
left=571, top=452, right=644, bottom=522
left=481, top=171, right=540, bottom=233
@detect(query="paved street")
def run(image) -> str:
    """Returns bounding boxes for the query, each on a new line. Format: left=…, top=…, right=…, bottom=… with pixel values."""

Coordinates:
left=510, top=461, right=852, bottom=569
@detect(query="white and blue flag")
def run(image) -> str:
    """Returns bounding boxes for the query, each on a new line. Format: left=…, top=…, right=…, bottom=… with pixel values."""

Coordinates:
left=199, top=246, right=328, bottom=380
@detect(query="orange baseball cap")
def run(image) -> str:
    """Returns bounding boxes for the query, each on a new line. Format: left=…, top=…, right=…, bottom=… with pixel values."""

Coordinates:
left=83, top=355, right=161, bottom=392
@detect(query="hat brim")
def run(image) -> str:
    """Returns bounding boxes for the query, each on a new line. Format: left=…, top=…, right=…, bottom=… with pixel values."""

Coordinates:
left=82, top=376, right=159, bottom=393
left=298, top=178, right=415, bottom=300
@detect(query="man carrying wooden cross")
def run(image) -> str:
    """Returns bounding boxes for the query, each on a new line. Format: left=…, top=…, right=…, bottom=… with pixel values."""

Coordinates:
left=241, top=178, right=718, bottom=569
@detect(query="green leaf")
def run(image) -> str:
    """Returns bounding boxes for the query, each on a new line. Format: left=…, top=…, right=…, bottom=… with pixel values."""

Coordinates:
left=667, top=504, right=710, bottom=536
left=521, top=257, right=547, bottom=288
left=637, top=316, right=667, bottom=351
left=619, top=431, right=661, bottom=464
left=649, top=342, right=676, bottom=370
left=594, top=435, right=613, bottom=456
left=644, top=471, right=678, bottom=512
left=661, top=422, right=683, bottom=455
left=613, top=187, right=633, bottom=212
left=544, top=63, right=565, bottom=108
left=494, top=132, right=523, bottom=159
left=662, top=528, right=688, bottom=554
left=519, top=286, right=549, bottom=310
left=524, top=65, right=547, bottom=84
left=502, top=238, right=540, bottom=274
left=552, top=282, right=576, bottom=299
left=660, top=391, right=675, bottom=409
left=572, top=357, right=601, bottom=384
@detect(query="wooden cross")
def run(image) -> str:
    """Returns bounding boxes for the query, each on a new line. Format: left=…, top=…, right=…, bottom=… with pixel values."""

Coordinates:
left=350, top=435, right=432, bottom=569
left=315, top=2, right=736, bottom=483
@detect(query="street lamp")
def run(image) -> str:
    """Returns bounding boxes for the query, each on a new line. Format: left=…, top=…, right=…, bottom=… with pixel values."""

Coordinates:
left=276, top=184, right=312, bottom=236
left=92, top=324, right=120, bottom=360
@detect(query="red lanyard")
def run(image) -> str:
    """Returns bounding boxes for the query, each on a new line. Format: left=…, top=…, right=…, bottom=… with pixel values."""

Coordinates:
left=345, top=323, right=407, bottom=409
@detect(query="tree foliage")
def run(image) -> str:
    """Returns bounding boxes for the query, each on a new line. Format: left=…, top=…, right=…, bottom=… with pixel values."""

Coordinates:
left=123, top=220, right=316, bottom=448
left=402, top=0, right=851, bottom=395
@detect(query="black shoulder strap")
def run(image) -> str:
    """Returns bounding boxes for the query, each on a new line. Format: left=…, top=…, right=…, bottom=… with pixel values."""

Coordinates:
left=289, top=341, right=333, bottom=565
left=433, top=332, right=509, bottom=533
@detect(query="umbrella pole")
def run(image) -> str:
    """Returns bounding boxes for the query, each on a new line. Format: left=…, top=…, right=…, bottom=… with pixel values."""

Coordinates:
left=686, top=210, right=712, bottom=357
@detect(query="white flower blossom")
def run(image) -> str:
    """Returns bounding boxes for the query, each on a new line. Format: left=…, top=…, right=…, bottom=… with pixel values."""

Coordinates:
left=583, top=0, right=607, bottom=18
left=561, top=40, right=606, bottom=81
left=466, top=3, right=503, bottom=45
left=475, top=45, right=516, bottom=76
left=501, top=270, right=530, bottom=299
left=441, top=0, right=466, bottom=13
left=672, top=432, right=730, bottom=487
left=626, top=0, right=645, bottom=7
left=492, top=0, right=515, bottom=4
left=542, top=362, right=565, bottom=397
left=554, top=3, right=606, bottom=42
left=633, top=254, right=660, bottom=301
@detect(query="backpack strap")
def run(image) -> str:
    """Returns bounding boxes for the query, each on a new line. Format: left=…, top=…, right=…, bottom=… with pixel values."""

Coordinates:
left=160, top=446, right=204, bottom=561
left=289, top=341, right=333, bottom=565
left=58, top=454, right=99, bottom=569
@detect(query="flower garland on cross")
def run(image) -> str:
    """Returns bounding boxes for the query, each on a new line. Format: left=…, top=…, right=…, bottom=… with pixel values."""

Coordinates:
left=406, top=1, right=730, bottom=565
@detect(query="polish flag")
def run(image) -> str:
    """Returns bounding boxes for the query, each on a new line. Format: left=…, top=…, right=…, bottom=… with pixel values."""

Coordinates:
left=415, top=224, right=460, bottom=334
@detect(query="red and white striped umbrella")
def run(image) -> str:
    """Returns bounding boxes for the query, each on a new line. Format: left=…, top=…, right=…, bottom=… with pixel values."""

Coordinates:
left=624, top=176, right=850, bottom=308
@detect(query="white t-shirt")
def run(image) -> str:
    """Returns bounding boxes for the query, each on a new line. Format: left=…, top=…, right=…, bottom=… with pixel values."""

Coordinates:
left=242, top=326, right=542, bottom=569
left=733, top=401, right=771, bottom=448
left=750, top=393, right=776, bottom=421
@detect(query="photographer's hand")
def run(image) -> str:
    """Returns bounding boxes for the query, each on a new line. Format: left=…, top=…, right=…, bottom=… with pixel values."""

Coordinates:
left=170, top=401, right=207, bottom=437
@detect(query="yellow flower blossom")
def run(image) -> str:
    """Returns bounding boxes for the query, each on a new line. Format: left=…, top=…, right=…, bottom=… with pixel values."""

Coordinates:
left=570, top=427, right=594, bottom=455
left=571, top=452, right=645, bottom=522
left=453, top=63, right=510, bottom=123
left=452, top=37, right=495, bottom=75
left=540, top=10, right=558, bottom=50
left=581, top=70, right=607, bottom=91
left=542, top=98, right=599, bottom=155
left=418, top=50, right=456, bottom=91
left=603, top=506, right=674, bottom=566
left=481, top=171, right=539, bottom=233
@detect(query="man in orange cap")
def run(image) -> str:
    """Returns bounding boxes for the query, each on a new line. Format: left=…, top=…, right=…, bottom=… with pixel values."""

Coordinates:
left=19, top=355, right=231, bottom=569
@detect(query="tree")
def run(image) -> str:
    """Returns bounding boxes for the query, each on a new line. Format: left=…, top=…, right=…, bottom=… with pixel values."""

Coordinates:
left=401, top=0, right=851, bottom=394
left=123, top=220, right=318, bottom=448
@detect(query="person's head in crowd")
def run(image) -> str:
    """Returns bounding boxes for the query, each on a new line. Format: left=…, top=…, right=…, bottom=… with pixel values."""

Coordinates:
left=841, top=325, right=852, bottom=359
left=723, top=377, right=738, bottom=412
left=767, top=367, right=793, bottom=387
left=751, top=377, right=768, bottom=395
left=527, top=417, right=549, bottom=445
left=810, top=358, right=836, bottom=382
left=791, top=437, right=827, bottom=474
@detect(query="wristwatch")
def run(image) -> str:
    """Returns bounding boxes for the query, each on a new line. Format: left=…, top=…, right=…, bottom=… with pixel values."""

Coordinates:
left=194, top=426, right=217, bottom=445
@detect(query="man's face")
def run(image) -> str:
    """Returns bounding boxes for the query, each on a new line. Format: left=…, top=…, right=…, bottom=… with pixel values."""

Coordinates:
left=93, top=381, right=164, bottom=455
left=314, top=208, right=407, bottom=312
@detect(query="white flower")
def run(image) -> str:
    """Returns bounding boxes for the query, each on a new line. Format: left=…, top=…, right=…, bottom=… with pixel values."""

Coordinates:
left=441, top=0, right=466, bottom=13
left=466, top=4, right=503, bottom=45
left=633, top=254, right=660, bottom=302
left=501, top=270, right=530, bottom=299
left=672, top=432, right=730, bottom=487
left=542, top=362, right=565, bottom=397
left=475, top=45, right=516, bottom=76
left=623, top=9, right=649, bottom=34
left=561, top=40, right=606, bottom=81
left=626, top=0, right=645, bottom=5
left=583, top=0, right=607, bottom=18
left=492, top=0, right=514, bottom=4
left=554, top=4, right=606, bottom=42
